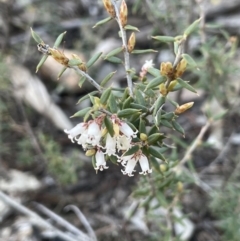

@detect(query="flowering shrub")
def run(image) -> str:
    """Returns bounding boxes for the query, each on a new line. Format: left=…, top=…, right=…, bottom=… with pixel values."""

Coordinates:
left=31, top=0, right=199, bottom=177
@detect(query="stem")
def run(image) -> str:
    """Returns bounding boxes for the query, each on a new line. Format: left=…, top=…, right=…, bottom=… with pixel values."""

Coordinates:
left=111, top=0, right=134, bottom=97
left=72, top=66, right=103, bottom=93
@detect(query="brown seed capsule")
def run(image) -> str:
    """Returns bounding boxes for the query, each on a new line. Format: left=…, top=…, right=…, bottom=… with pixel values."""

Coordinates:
left=102, top=0, right=116, bottom=18
left=120, top=0, right=128, bottom=27
left=160, top=62, right=173, bottom=77
left=175, top=102, right=194, bottom=114
left=175, top=59, right=187, bottom=78
left=49, top=48, right=69, bottom=66
left=127, top=32, right=136, bottom=53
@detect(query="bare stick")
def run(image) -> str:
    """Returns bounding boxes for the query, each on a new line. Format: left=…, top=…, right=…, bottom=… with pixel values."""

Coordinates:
left=72, top=66, right=103, bottom=93
left=64, top=205, right=97, bottom=241
left=0, top=191, right=81, bottom=241
left=34, top=202, right=92, bottom=241
left=111, top=0, right=133, bottom=97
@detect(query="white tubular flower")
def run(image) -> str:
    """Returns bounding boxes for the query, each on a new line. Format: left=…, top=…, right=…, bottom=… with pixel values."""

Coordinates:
left=64, top=123, right=86, bottom=143
left=139, top=154, right=152, bottom=175
left=119, top=122, right=138, bottom=138
left=116, top=135, right=132, bottom=151
left=95, top=150, right=109, bottom=171
left=104, top=133, right=117, bottom=156
left=86, top=121, right=102, bottom=146
left=121, top=156, right=137, bottom=177
left=76, top=129, right=88, bottom=149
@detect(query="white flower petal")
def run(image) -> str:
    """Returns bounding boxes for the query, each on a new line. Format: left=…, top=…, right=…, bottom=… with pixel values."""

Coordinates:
left=104, top=134, right=117, bottom=156
left=121, top=157, right=137, bottom=177
left=119, top=122, right=138, bottom=138
left=95, top=150, right=109, bottom=171
left=64, top=123, right=85, bottom=143
left=86, top=121, right=102, bottom=146
left=139, top=154, right=152, bottom=175
left=116, top=135, right=132, bottom=151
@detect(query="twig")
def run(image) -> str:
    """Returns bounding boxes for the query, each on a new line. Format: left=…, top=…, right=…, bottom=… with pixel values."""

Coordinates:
left=64, top=205, right=97, bottom=241
left=178, top=120, right=211, bottom=167
left=34, top=202, right=92, bottom=241
left=0, top=191, right=82, bottom=241
left=71, top=66, right=103, bottom=93
left=111, top=0, right=133, bottom=97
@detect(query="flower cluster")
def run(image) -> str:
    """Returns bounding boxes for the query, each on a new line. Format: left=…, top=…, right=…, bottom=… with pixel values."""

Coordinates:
left=64, top=115, right=152, bottom=176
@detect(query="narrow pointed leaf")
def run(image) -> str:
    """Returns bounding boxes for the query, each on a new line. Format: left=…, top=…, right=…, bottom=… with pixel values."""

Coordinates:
left=104, top=116, right=114, bottom=137
left=148, top=146, right=166, bottom=161
left=182, top=54, right=197, bottom=68
left=86, top=52, right=102, bottom=68
left=92, top=16, right=112, bottom=28
left=184, top=18, right=201, bottom=36
left=57, top=67, right=67, bottom=79
left=160, top=119, right=172, bottom=128
left=132, top=49, right=157, bottom=54
left=36, top=55, right=48, bottom=73
left=124, top=25, right=140, bottom=32
left=70, top=107, right=92, bottom=118
left=145, top=76, right=166, bottom=90
left=68, top=59, right=82, bottom=67
left=167, top=97, right=179, bottom=108
left=53, top=31, right=67, bottom=48
left=100, top=87, right=111, bottom=105
left=135, top=89, right=146, bottom=106
left=148, top=133, right=165, bottom=145
left=130, top=103, right=148, bottom=112
left=104, top=47, right=124, bottom=59
left=109, top=93, right=118, bottom=113
left=153, top=96, right=166, bottom=116
left=162, top=112, right=175, bottom=120
left=177, top=78, right=197, bottom=94
left=123, top=145, right=140, bottom=156
left=117, top=108, right=141, bottom=118
left=123, top=96, right=133, bottom=109
left=172, top=120, right=185, bottom=136
left=100, top=71, right=116, bottom=87
left=105, top=56, right=123, bottom=64
left=139, top=118, right=146, bottom=134
left=30, top=28, right=43, bottom=43
left=147, top=67, right=161, bottom=77
left=78, top=76, right=86, bottom=88
left=76, top=91, right=98, bottom=105
left=152, top=35, right=175, bottom=43
left=154, top=109, right=162, bottom=127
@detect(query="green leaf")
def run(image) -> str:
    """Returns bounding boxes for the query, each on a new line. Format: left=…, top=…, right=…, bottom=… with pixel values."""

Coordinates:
left=104, top=47, right=124, bottom=59
left=86, top=52, right=102, bottom=68
left=151, top=35, right=175, bottom=43
left=108, top=93, right=118, bottom=113
left=130, top=103, right=148, bottom=112
left=100, top=71, right=116, bottom=87
left=132, top=49, right=157, bottom=54
left=105, top=56, right=123, bottom=64
left=212, top=109, right=228, bottom=121
left=182, top=54, right=198, bottom=68
left=177, top=78, right=197, bottom=94
left=70, top=107, right=92, bottom=118
left=184, top=18, right=201, bottom=36
left=123, top=145, right=140, bottom=156
left=76, top=91, right=99, bottom=105
left=172, top=120, right=185, bottom=136
left=57, top=66, right=67, bottom=79
left=92, top=16, right=112, bottom=28
left=117, top=108, right=141, bottom=118
left=30, top=28, right=43, bottom=44
left=167, top=97, right=179, bottom=108
left=174, top=41, right=179, bottom=55
left=149, top=125, right=158, bottom=136
left=36, top=55, right=48, bottom=73
left=104, top=116, right=114, bottom=137
left=148, top=146, right=166, bottom=161
left=139, top=118, right=146, bottom=134
left=150, top=156, right=161, bottom=172
left=162, top=112, right=175, bottom=120
left=100, top=87, right=112, bottom=105
left=145, top=76, right=166, bottom=90
left=154, top=108, right=162, bottom=127
left=78, top=76, right=86, bottom=88
left=153, top=96, right=166, bottom=116
left=123, top=96, right=133, bottom=109
left=160, top=119, right=172, bottom=128
left=108, top=155, right=118, bottom=164
left=124, top=25, right=140, bottom=32
left=148, top=133, right=165, bottom=145
left=147, top=67, right=161, bottom=77
left=53, top=31, right=67, bottom=48
left=135, top=89, right=146, bottom=106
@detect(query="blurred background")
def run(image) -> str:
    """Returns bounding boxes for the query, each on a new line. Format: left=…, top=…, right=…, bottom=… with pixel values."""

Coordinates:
left=0, top=0, right=240, bottom=240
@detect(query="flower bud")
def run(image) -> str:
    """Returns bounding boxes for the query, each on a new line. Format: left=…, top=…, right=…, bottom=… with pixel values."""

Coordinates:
left=167, top=80, right=178, bottom=91
left=102, top=0, right=116, bottom=18
left=120, top=0, right=128, bottom=27
left=127, top=32, right=136, bottom=53
left=177, top=181, right=183, bottom=192
left=85, top=149, right=96, bottom=156
left=140, top=133, right=148, bottom=141
left=175, top=102, right=194, bottom=114
left=159, top=83, right=168, bottom=96
left=160, top=164, right=167, bottom=172
left=175, top=59, right=187, bottom=78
